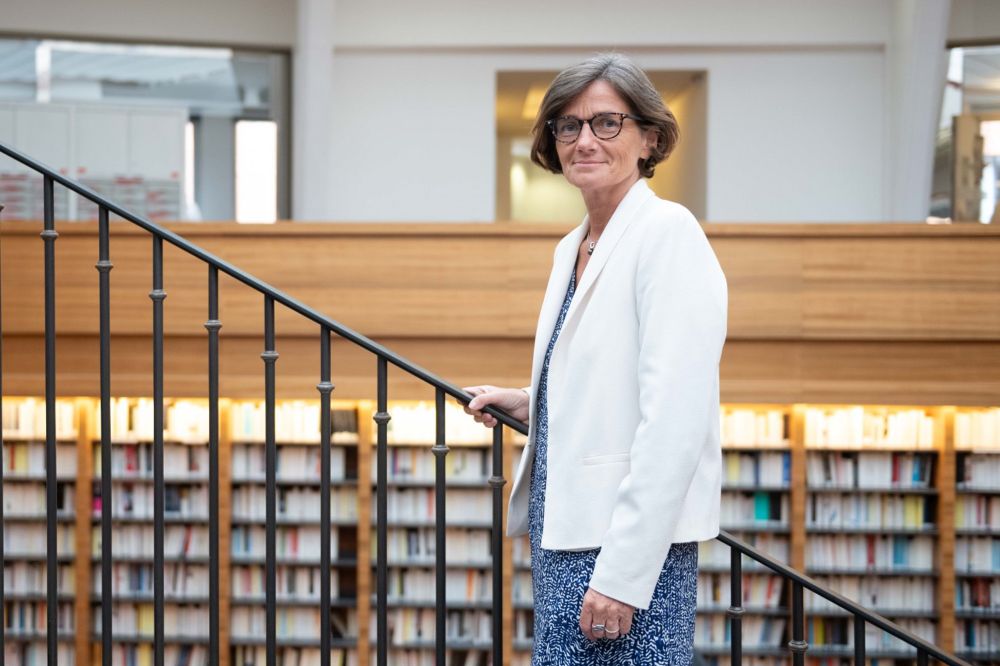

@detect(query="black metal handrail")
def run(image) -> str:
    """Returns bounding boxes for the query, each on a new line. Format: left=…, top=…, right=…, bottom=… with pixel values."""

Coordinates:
left=0, top=139, right=973, bottom=666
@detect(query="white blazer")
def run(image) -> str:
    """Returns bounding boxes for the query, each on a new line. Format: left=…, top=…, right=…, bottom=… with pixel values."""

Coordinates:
left=505, top=179, right=727, bottom=611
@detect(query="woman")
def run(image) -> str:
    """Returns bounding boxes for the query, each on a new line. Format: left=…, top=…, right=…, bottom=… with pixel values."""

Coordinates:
left=464, top=53, right=727, bottom=665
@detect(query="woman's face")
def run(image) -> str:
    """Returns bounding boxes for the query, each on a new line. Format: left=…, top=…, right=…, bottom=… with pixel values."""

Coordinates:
left=554, top=80, right=654, bottom=198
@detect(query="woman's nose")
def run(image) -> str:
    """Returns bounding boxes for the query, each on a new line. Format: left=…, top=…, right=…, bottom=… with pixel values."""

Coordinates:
left=576, top=122, right=598, bottom=147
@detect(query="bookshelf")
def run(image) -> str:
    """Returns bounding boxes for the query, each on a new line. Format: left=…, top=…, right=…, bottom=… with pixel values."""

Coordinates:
left=2, top=397, right=998, bottom=666
left=228, top=399, right=361, bottom=666
left=2, top=397, right=78, bottom=666
left=952, top=407, right=1000, bottom=663
left=90, top=397, right=216, bottom=666
left=800, top=406, right=941, bottom=662
left=367, top=400, right=502, bottom=666
left=696, top=406, right=792, bottom=662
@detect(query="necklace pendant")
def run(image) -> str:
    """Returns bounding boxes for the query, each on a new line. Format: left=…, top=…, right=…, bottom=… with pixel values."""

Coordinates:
left=587, top=241, right=596, bottom=256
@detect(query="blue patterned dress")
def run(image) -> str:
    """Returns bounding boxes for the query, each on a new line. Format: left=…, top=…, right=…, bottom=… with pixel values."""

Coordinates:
left=528, top=268, right=699, bottom=666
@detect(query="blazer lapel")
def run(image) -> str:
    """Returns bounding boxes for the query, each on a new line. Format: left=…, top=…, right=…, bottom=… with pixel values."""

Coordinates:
left=562, top=179, right=655, bottom=327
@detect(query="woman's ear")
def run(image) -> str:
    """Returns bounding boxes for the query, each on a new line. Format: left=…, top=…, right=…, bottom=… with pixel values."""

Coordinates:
left=641, top=128, right=658, bottom=159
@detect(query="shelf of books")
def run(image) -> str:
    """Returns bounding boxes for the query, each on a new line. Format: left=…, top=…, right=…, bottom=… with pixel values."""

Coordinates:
left=368, top=400, right=507, bottom=666
left=90, top=397, right=216, bottom=666
left=800, top=405, right=942, bottom=664
left=229, top=399, right=361, bottom=666
left=2, top=397, right=78, bottom=666
left=3, top=397, right=998, bottom=665
left=696, top=405, right=792, bottom=666
left=953, top=407, right=1000, bottom=664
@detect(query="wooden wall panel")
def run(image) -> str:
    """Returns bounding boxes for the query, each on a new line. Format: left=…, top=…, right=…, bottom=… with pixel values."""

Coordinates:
left=3, top=220, right=1000, bottom=405
left=711, top=238, right=804, bottom=338
left=3, top=335, right=998, bottom=405
left=1, top=222, right=552, bottom=338
left=799, top=238, right=1000, bottom=340
left=0, top=334, right=533, bottom=400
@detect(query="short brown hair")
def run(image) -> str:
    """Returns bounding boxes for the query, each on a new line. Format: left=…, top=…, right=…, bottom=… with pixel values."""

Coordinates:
left=530, top=53, right=679, bottom=179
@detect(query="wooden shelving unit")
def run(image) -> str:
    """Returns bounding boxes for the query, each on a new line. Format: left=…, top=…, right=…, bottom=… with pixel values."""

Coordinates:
left=1, top=398, right=78, bottom=666
left=2, top=398, right=998, bottom=666
left=227, top=398, right=360, bottom=666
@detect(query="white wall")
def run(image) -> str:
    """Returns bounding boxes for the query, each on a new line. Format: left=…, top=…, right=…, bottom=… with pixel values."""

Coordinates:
left=327, top=47, right=886, bottom=222
left=322, top=0, right=900, bottom=221
left=329, top=52, right=497, bottom=221
left=2, top=0, right=964, bottom=222
left=332, top=0, right=890, bottom=48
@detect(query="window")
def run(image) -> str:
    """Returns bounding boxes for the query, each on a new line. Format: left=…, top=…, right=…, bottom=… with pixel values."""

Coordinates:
left=235, top=120, right=278, bottom=223
left=0, top=37, right=289, bottom=221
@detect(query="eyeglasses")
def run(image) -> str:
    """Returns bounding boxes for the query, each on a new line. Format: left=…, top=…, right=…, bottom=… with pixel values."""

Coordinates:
left=546, top=112, right=643, bottom=143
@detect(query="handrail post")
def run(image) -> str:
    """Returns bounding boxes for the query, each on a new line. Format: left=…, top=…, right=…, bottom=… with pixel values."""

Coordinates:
left=206, top=265, right=222, bottom=666
left=150, top=235, right=166, bottom=666
left=789, top=580, right=808, bottom=666
left=373, top=357, right=390, bottom=666
left=41, top=175, right=59, bottom=666
left=489, top=423, right=506, bottom=665
left=317, top=326, right=334, bottom=666
left=432, top=388, right=449, bottom=662
left=97, top=206, right=114, bottom=666
left=728, top=546, right=744, bottom=666
left=854, top=612, right=865, bottom=665
left=261, top=296, right=279, bottom=666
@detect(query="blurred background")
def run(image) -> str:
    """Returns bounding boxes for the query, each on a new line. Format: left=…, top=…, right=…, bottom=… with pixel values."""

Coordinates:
left=0, top=0, right=995, bottom=225
left=2, top=3, right=1000, bottom=666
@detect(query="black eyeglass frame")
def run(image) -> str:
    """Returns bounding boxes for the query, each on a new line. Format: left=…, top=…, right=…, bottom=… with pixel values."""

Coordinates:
left=546, top=112, right=644, bottom=144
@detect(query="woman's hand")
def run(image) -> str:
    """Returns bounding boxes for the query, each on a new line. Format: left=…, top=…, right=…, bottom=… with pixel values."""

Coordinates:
left=461, top=385, right=529, bottom=427
left=580, top=587, right=633, bottom=641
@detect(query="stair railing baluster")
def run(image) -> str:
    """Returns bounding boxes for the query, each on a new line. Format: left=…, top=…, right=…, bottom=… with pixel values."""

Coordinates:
left=206, top=265, right=222, bottom=666
left=854, top=612, right=865, bottom=664
left=262, top=296, right=278, bottom=666
left=374, top=357, right=390, bottom=666
left=490, top=423, right=505, bottom=666
left=42, top=175, right=58, bottom=666
left=318, top=326, right=334, bottom=666
left=433, top=388, right=448, bottom=662
left=151, top=236, right=166, bottom=666
left=728, top=545, right=744, bottom=665
left=789, top=580, right=807, bottom=666
left=97, top=205, right=114, bottom=666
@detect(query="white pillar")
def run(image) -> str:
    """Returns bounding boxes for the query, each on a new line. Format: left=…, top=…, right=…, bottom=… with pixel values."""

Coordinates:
left=293, top=0, right=335, bottom=219
left=885, top=0, right=952, bottom=221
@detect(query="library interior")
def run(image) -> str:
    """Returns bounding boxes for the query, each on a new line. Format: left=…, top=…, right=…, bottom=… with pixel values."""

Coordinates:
left=1, top=1, right=999, bottom=666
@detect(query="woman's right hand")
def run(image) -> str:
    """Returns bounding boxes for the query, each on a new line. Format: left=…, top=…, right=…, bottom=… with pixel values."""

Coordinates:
left=461, top=385, right=530, bottom=428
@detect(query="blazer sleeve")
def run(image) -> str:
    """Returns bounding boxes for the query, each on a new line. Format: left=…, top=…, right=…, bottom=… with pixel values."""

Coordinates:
left=587, top=207, right=727, bottom=610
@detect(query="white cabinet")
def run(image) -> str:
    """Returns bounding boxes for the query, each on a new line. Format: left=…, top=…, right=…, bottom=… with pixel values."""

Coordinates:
left=0, top=102, right=186, bottom=221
